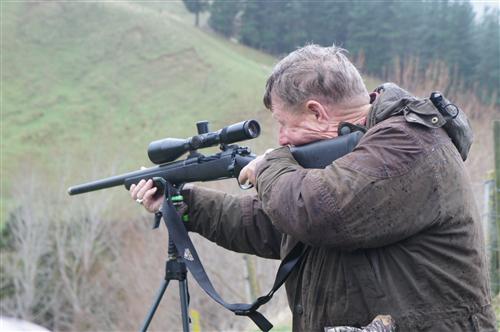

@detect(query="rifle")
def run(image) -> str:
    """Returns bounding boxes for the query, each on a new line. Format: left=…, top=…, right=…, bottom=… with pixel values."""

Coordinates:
left=67, top=120, right=363, bottom=195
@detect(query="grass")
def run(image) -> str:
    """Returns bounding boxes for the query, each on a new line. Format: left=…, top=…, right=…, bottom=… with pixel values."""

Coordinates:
left=1, top=1, right=277, bottom=223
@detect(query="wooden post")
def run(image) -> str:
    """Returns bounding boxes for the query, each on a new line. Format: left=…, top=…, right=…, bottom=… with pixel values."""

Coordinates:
left=243, top=254, right=261, bottom=301
left=493, top=121, right=500, bottom=295
left=487, top=174, right=499, bottom=295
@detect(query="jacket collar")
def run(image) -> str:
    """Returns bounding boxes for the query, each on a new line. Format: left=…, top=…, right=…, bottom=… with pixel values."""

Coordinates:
left=366, top=83, right=416, bottom=129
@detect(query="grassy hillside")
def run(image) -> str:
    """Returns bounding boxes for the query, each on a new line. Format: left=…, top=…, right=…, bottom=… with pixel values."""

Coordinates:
left=2, top=1, right=277, bottom=222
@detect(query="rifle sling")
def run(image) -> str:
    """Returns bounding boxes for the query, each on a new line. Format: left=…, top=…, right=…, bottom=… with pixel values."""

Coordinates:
left=161, top=184, right=307, bottom=332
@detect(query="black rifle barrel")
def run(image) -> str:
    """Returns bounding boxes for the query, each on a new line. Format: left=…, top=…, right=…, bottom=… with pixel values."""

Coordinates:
left=67, top=165, right=162, bottom=195
left=67, top=131, right=363, bottom=196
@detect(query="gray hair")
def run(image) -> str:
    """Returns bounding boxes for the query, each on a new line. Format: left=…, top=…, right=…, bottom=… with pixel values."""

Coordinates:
left=263, top=44, right=369, bottom=110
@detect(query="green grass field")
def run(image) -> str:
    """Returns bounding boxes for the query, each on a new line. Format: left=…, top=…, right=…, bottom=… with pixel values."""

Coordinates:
left=2, top=1, right=279, bottom=223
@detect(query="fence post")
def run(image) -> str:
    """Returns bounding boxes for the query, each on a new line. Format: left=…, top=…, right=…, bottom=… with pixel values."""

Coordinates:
left=493, top=121, right=500, bottom=295
left=486, top=174, right=499, bottom=295
left=243, top=254, right=261, bottom=301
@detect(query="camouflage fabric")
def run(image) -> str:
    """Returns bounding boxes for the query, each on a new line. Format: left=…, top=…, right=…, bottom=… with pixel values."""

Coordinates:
left=325, top=316, right=395, bottom=332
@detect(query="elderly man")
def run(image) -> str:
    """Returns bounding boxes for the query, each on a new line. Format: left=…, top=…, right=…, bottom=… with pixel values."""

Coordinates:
left=131, top=45, right=496, bottom=331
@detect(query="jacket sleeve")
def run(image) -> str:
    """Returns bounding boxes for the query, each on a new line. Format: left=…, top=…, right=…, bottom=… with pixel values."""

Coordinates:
left=255, top=122, right=445, bottom=250
left=183, top=186, right=282, bottom=259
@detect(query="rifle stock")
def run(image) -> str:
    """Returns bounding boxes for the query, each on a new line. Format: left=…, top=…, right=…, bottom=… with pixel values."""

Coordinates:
left=290, top=130, right=363, bottom=168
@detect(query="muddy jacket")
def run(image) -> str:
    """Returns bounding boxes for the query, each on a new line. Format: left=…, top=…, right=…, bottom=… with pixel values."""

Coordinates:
left=184, top=85, right=497, bottom=331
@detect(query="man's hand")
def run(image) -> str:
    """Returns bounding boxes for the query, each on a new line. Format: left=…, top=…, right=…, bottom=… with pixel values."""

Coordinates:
left=238, top=149, right=274, bottom=186
left=130, top=178, right=164, bottom=213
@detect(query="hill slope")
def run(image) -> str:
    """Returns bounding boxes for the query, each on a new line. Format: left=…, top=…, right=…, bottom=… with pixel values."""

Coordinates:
left=2, top=1, right=276, bottom=221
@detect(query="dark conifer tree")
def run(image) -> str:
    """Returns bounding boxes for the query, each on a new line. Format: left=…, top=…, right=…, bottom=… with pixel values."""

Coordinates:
left=444, top=1, right=478, bottom=85
left=216, top=0, right=499, bottom=101
left=475, top=7, right=500, bottom=101
left=209, top=0, right=241, bottom=38
left=239, top=1, right=265, bottom=49
left=302, top=1, right=351, bottom=47
left=345, top=1, right=398, bottom=75
left=182, top=0, right=209, bottom=27
left=240, top=1, right=289, bottom=53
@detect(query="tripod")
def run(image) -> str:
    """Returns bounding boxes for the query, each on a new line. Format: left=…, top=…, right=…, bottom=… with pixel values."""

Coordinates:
left=140, top=237, right=190, bottom=332
left=139, top=179, right=191, bottom=332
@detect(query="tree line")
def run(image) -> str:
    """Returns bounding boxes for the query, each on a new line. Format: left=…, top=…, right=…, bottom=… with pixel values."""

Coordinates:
left=184, top=0, right=499, bottom=102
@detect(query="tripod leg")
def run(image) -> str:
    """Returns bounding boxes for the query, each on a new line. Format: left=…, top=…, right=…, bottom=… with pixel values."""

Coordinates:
left=140, top=279, right=170, bottom=332
left=179, top=279, right=190, bottom=332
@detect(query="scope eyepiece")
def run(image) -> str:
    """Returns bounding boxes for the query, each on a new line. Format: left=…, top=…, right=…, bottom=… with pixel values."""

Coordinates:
left=147, top=120, right=261, bottom=165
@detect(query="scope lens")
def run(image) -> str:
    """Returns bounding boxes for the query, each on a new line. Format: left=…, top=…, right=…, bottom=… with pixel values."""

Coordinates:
left=245, top=120, right=260, bottom=138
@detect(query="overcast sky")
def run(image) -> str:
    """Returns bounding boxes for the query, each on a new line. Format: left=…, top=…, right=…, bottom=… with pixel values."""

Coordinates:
left=471, top=1, right=500, bottom=18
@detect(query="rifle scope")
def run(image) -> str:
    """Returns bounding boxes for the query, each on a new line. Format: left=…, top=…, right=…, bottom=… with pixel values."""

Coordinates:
left=148, top=120, right=260, bottom=164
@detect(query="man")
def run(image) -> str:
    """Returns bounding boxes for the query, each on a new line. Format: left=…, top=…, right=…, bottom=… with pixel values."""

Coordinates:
left=131, top=45, right=497, bottom=331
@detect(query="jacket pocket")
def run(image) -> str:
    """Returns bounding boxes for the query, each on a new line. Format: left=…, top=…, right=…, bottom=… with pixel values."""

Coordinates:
left=404, top=99, right=447, bottom=128
left=342, top=251, right=388, bottom=315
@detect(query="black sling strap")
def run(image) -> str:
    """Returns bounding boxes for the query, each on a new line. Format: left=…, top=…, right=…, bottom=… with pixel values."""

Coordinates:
left=160, top=183, right=307, bottom=332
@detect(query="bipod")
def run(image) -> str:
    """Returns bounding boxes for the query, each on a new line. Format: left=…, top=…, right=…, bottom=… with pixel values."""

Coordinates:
left=140, top=179, right=190, bottom=332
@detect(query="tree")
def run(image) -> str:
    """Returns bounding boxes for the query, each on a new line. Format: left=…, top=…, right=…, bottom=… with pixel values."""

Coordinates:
left=475, top=7, right=500, bottom=101
left=209, top=0, right=242, bottom=38
left=229, top=0, right=499, bottom=103
left=239, top=1, right=269, bottom=50
left=444, top=1, right=478, bottom=86
left=303, top=2, right=351, bottom=47
left=182, top=0, right=209, bottom=27
left=345, top=1, right=398, bottom=76
left=239, top=1, right=307, bottom=54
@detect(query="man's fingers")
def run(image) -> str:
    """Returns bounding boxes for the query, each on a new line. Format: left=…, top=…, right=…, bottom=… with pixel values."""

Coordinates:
left=136, top=179, right=153, bottom=199
left=143, top=187, right=158, bottom=200
left=143, top=187, right=160, bottom=212
left=238, top=167, right=249, bottom=184
left=130, top=179, right=146, bottom=198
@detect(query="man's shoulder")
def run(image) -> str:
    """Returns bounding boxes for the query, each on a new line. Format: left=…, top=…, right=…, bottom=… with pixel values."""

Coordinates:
left=339, top=116, right=453, bottom=178
left=363, top=115, right=451, bottom=150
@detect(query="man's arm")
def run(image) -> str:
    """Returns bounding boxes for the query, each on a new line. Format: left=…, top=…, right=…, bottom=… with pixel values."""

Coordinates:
left=255, top=121, right=446, bottom=250
left=183, top=186, right=282, bottom=259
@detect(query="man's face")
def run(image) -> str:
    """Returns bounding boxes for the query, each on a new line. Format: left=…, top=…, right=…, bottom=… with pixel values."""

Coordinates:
left=271, top=97, right=330, bottom=146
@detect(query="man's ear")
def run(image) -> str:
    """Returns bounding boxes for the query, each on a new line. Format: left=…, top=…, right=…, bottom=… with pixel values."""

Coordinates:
left=305, top=100, right=329, bottom=122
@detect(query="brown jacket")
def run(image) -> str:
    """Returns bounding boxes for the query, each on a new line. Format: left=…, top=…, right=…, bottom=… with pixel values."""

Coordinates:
left=184, top=89, right=497, bottom=331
